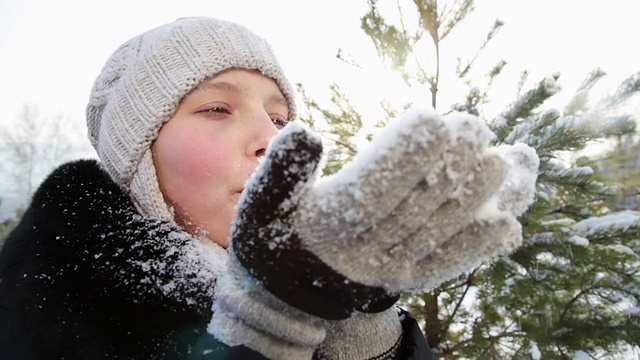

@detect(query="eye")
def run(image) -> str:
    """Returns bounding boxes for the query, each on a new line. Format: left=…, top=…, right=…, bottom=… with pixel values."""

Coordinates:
left=270, top=115, right=289, bottom=130
left=202, top=106, right=230, bottom=114
left=196, top=104, right=232, bottom=119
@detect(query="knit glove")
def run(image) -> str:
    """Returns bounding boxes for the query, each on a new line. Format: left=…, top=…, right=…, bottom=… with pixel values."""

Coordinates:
left=315, top=308, right=404, bottom=360
left=209, top=108, right=536, bottom=359
left=315, top=141, right=539, bottom=360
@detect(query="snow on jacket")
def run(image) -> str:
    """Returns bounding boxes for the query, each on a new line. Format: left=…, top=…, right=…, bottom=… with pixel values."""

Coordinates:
left=0, top=160, right=434, bottom=359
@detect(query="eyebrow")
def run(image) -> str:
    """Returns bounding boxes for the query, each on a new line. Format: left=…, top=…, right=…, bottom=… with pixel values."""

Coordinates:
left=193, top=81, right=288, bottom=107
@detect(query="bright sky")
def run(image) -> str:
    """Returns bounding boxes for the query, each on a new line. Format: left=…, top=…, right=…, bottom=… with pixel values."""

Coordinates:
left=0, top=0, right=638, bottom=220
left=0, top=0, right=639, bottom=143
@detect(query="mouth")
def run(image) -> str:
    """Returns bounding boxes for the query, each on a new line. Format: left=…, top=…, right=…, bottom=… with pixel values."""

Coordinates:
left=232, top=191, right=243, bottom=207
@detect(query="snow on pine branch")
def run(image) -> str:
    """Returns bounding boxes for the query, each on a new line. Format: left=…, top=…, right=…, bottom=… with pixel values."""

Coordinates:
left=495, top=73, right=636, bottom=158
left=602, top=72, right=640, bottom=108
left=535, top=159, right=612, bottom=201
left=574, top=211, right=640, bottom=239
left=503, top=111, right=631, bottom=156
left=492, top=75, right=561, bottom=141
left=542, top=160, right=594, bottom=180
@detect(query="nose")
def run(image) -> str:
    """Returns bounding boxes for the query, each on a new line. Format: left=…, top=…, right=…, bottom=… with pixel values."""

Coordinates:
left=247, top=111, right=279, bottom=159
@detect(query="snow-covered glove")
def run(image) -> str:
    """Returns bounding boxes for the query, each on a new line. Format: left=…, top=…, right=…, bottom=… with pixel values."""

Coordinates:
left=209, top=108, right=536, bottom=359
left=494, top=143, right=539, bottom=217
left=408, top=140, right=539, bottom=292
left=314, top=139, right=539, bottom=360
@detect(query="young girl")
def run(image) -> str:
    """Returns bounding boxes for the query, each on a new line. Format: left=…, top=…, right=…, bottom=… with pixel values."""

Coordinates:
left=0, top=16, right=537, bottom=359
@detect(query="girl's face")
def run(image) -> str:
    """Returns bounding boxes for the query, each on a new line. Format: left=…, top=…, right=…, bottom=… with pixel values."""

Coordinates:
left=152, top=69, right=289, bottom=248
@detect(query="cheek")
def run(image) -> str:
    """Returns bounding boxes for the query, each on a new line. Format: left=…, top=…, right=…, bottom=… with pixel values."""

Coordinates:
left=154, top=125, right=244, bottom=235
left=181, top=139, right=233, bottom=182
left=158, top=127, right=234, bottom=186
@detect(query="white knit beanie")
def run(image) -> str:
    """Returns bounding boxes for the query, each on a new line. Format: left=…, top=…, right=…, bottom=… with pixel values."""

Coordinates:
left=86, top=17, right=296, bottom=221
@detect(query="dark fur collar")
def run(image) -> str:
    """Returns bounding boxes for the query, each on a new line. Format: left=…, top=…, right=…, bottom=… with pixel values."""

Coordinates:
left=0, top=160, right=228, bottom=359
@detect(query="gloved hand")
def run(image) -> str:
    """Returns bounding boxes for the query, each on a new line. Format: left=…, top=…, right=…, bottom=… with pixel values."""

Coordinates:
left=209, top=108, right=536, bottom=358
left=314, top=141, right=539, bottom=360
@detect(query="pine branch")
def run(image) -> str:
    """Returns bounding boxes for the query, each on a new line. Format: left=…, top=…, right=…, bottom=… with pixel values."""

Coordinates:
left=493, top=75, right=561, bottom=142
left=439, top=0, right=474, bottom=40
left=457, top=19, right=504, bottom=79
left=440, top=269, right=478, bottom=338
left=559, top=284, right=595, bottom=323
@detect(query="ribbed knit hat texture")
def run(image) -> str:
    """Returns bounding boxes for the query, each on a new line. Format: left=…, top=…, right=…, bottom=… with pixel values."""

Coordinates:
left=86, top=17, right=296, bottom=220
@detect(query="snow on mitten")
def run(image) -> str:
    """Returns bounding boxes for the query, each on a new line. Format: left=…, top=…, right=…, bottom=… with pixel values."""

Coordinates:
left=314, top=139, right=540, bottom=360
left=494, top=143, right=539, bottom=217
left=408, top=141, right=539, bottom=293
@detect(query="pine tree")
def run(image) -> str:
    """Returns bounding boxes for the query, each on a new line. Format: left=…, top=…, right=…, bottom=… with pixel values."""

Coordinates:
left=298, top=1, right=640, bottom=358
left=584, top=135, right=640, bottom=212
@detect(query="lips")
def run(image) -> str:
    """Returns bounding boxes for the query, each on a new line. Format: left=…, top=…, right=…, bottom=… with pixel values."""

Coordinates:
left=233, top=189, right=245, bottom=202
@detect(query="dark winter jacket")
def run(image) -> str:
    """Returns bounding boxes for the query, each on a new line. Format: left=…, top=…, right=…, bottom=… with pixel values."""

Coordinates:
left=0, top=160, right=434, bottom=359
